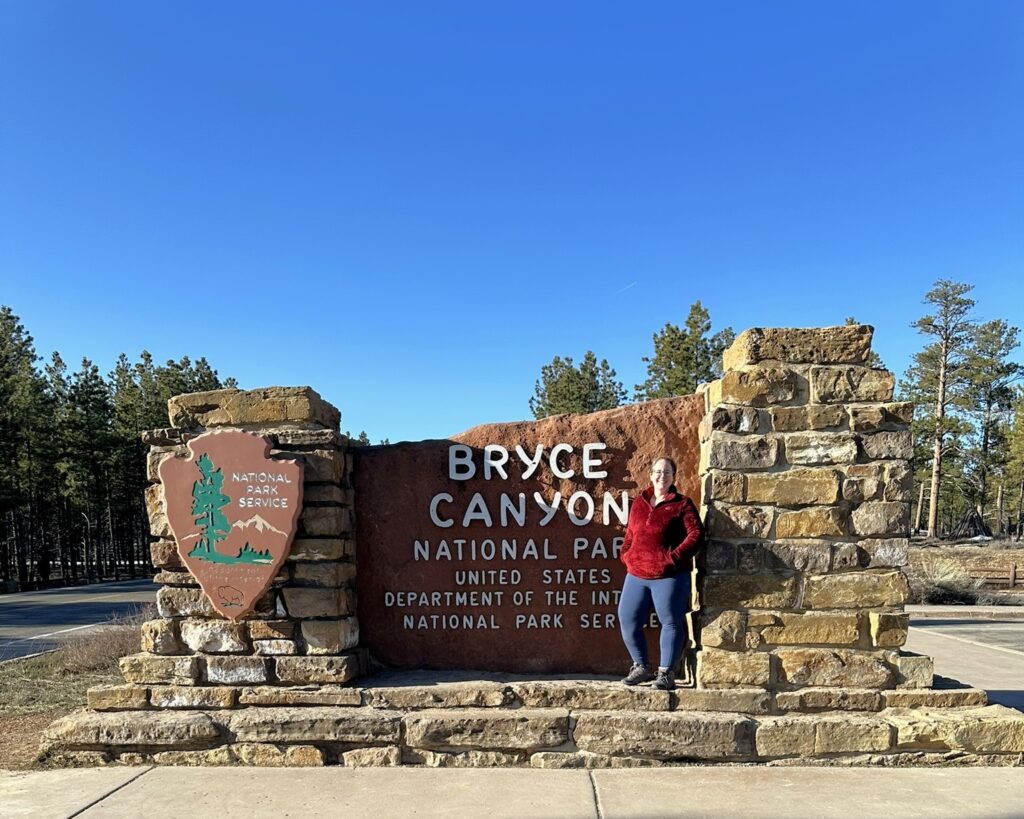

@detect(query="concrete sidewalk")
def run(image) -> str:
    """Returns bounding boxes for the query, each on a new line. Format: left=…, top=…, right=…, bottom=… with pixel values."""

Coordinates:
left=2, top=766, right=1024, bottom=819
left=907, top=604, right=1024, bottom=620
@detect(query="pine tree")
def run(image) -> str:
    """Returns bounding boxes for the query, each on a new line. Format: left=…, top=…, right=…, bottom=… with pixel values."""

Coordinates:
left=530, top=351, right=627, bottom=418
left=902, top=280, right=977, bottom=539
left=635, top=301, right=734, bottom=400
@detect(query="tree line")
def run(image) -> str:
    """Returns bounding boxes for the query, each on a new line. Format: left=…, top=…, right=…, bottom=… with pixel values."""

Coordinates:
left=0, top=306, right=235, bottom=589
left=530, top=285, right=1024, bottom=541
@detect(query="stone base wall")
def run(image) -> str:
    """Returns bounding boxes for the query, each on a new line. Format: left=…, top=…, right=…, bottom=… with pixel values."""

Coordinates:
left=138, top=387, right=362, bottom=688
left=695, top=326, right=924, bottom=692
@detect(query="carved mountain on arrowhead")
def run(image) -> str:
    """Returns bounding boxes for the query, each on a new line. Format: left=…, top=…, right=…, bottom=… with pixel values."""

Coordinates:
left=232, top=515, right=286, bottom=536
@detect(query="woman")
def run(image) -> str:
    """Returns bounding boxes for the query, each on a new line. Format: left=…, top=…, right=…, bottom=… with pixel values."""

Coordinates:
left=617, top=456, right=704, bottom=691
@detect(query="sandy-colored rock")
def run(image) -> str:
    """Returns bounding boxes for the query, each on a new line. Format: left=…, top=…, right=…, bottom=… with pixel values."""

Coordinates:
left=151, top=747, right=235, bottom=766
left=156, top=586, right=214, bottom=618
left=365, top=682, right=514, bottom=709
left=848, top=402, right=914, bottom=432
left=292, top=561, right=357, bottom=587
left=289, top=538, right=351, bottom=561
left=707, top=503, right=775, bottom=539
left=529, top=751, right=666, bottom=769
left=150, top=539, right=183, bottom=570
left=856, top=538, right=909, bottom=568
left=672, top=689, right=772, bottom=714
left=204, top=656, right=268, bottom=685
left=232, top=743, right=327, bottom=766
left=281, top=587, right=354, bottom=618
left=275, top=654, right=360, bottom=684
left=403, top=708, right=568, bottom=750
left=225, top=707, right=399, bottom=743
left=720, top=368, right=800, bottom=406
left=746, top=469, right=840, bottom=506
left=141, top=619, right=183, bottom=655
left=705, top=541, right=736, bottom=572
left=289, top=449, right=344, bottom=483
left=574, top=711, right=756, bottom=760
left=770, top=405, right=846, bottom=432
left=776, top=507, right=846, bottom=538
left=341, top=746, right=402, bottom=767
left=247, top=620, right=295, bottom=640
left=253, top=639, right=298, bottom=655
left=239, top=685, right=362, bottom=706
left=697, top=648, right=771, bottom=687
left=149, top=686, right=237, bottom=709
left=811, top=367, right=894, bottom=403
left=759, top=541, right=834, bottom=573
left=850, top=501, right=910, bottom=537
left=870, top=612, right=909, bottom=648
left=775, top=648, right=893, bottom=688
left=802, top=571, right=909, bottom=608
left=120, top=654, right=199, bottom=686
left=757, top=714, right=892, bottom=757
left=43, top=711, right=219, bottom=751
left=301, top=618, right=360, bottom=654
left=699, top=610, right=746, bottom=649
left=842, top=476, right=881, bottom=503
left=179, top=619, right=249, bottom=654
left=774, top=688, right=883, bottom=712
left=783, top=433, right=858, bottom=466
left=702, top=470, right=745, bottom=503
left=702, top=573, right=798, bottom=609
left=704, top=434, right=780, bottom=471
left=704, top=406, right=760, bottom=435
left=411, top=749, right=528, bottom=767
left=883, top=689, right=986, bottom=708
left=512, top=680, right=670, bottom=711
left=860, top=430, right=913, bottom=460
left=760, top=612, right=861, bottom=646
left=87, top=685, right=150, bottom=711
left=895, top=652, right=934, bottom=689
left=167, top=386, right=340, bottom=430
left=723, top=326, right=873, bottom=369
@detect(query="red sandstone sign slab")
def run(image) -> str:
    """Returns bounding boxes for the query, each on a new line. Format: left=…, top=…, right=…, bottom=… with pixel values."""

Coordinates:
left=160, top=430, right=303, bottom=620
left=355, top=396, right=703, bottom=673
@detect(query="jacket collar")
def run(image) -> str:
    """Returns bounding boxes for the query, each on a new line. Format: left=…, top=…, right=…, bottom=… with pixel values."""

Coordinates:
left=642, top=484, right=680, bottom=507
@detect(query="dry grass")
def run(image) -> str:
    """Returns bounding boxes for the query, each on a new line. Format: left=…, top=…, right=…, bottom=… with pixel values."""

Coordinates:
left=907, top=558, right=985, bottom=605
left=0, top=605, right=151, bottom=770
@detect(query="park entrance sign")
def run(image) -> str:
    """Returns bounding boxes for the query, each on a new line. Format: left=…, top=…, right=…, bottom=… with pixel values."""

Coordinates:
left=160, top=430, right=303, bottom=620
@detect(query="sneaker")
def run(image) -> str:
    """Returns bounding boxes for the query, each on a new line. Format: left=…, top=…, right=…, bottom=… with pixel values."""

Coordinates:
left=621, top=662, right=655, bottom=686
left=653, top=668, right=675, bottom=691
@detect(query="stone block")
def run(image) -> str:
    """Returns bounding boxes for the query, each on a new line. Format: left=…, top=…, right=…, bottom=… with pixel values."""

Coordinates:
left=720, top=368, right=800, bottom=407
left=291, top=449, right=345, bottom=484
left=848, top=402, right=914, bottom=432
left=149, top=685, right=238, bottom=709
left=403, top=708, right=568, bottom=751
left=707, top=504, right=775, bottom=539
left=774, top=688, right=882, bottom=712
left=368, top=682, right=514, bottom=709
left=776, top=507, right=846, bottom=538
left=289, top=538, right=350, bottom=561
left=574, top=711, right=756, bottom=760
left=151, top=747, right=236, bottom=766
left=342, top=746, right=402, bottom=767
left=157, top=586, right=214, bottom=618
left=950, top=709, right=1024, bottom=753
left=850, top=502, right=910, bottom=537
left=180, top=619, right=249, bottom=654
left=511, top=681, right=669, bottom=711
left=150, top=539, right=183, bottom=570
left=869, top=612, right=909, bottom=648
left=231, top=744, right=326, bottom=766
left=723, top=326, right=873, bottom=369
left=770, top=405, right=846, bottom=432
left=205, top=656, right=268, bottom=685
left=745, top=469, right=840, bottom=506
left=87, top=685, right=150, bottom=711
left=266, top=427, right=344, bottom=447
left=697, top=648, right=771, bottom=687
left=304, top=484, right=348, bottom=504
left=120, top=654, right=199, bottom=686
left=842, top=476, right=881, bottom=503
left=705, top=541, right=736, bottom=572
left=882, top=463, right=914, bottom=502
left=300, top=619, right=360, bottom=654
left=754, top=716, right=815, bottom=756
left=704, top=435, right=780, bottom=470
left=412, top=749, right=529, bottom=768
left=281, top=587, right=354, bottom=618
left=146, top=446, right=185, bottom=482
left=43, top=711, right=220, bottom=752
left=859, top=430, right=913, bottom=460
left=672, top=689, right=772, bottom=714
left=224, top=706, right=398, bottom=744
left=895, top=652, right=933, bottom=689
left=702, top=574, right=798, bottom=609
left=698, top=610, right=746, bottom=649
left=239, top=685, right=362, bottom=706
left=141, top=619, right=184, bottom=655
left=775, top=648, right=893, bottom=688
left=883, top=689, right=986, bottom=709
left=856, top=538, right=909, bottom=568
left=275, top=654, right=361, bottom=684
left=299, top=505, right=352, bottom=538
left=783, top=433, right=858, bottom=466
left=167, top=386, right=340, bottom=430
left=802, top=571, right=909, bottom=608
left=811, top=366, right=895, bottom=403
left=291, top=561, right=357, bottom=588
left=815, top=715, right=893, bottom=754
left=247, top=620, right=295, bottom=640
left=144, top=483, right=165, bottom=522
left=254, top=639, right=298, bottom=655
left=760, top=541, right=834, bottom=573
left=704, top=406, right=760, bottom=435
left=702, top=470, right=745, bottom=503
left=760, top=612, right=861, bottom=646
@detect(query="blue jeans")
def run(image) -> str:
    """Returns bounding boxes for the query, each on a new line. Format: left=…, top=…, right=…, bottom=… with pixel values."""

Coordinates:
left=618, top=572, right=691, bottom=669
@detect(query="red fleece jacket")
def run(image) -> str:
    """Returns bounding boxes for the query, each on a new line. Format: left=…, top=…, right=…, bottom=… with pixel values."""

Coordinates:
left=620, top=486, right=704, bottom=579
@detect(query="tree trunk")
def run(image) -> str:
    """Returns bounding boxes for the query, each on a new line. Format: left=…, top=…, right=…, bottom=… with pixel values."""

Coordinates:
left=997, top=484, right=1005, bottom=538
left=927, top=340, right=948, bottom=539
left=914, top=481, right=926, bottom=535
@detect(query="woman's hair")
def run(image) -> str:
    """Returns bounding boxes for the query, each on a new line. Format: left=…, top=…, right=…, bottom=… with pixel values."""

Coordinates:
left=650, top=456, right=677, bottom=476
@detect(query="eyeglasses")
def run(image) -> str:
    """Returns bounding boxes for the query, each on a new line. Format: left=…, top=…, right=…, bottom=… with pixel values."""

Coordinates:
left=650, top=470, right=672, bottom=476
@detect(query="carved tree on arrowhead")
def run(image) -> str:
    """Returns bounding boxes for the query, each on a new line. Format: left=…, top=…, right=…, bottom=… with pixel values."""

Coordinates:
left=191, top=453, right=231, bottom=557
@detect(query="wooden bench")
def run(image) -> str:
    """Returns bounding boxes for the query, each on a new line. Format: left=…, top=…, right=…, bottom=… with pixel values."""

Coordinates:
left=968, top=564, right=1019, bottom=588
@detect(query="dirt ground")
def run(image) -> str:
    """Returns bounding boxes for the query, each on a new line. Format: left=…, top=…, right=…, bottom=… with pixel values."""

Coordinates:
left=0, top=711, right=68, bottom=770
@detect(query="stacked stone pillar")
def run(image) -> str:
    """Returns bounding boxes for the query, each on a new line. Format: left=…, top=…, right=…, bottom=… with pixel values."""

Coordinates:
left=121, top=387, right=363, bottom=709
left=695, top=325, right=929, bottom=698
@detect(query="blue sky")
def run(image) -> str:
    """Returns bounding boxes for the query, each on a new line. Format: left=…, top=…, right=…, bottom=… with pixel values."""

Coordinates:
left=2, top=2, right=1021, bottom=442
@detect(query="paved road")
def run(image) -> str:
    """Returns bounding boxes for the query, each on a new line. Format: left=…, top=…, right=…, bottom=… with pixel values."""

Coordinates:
left=906, top=616, right=1024, bottom=711
left=0, top=579, right=157, bottom=662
